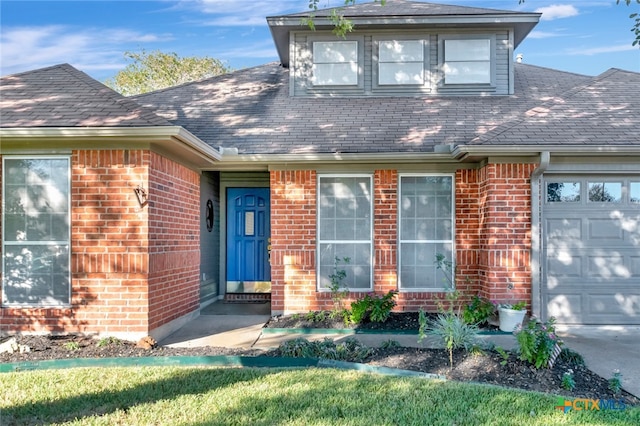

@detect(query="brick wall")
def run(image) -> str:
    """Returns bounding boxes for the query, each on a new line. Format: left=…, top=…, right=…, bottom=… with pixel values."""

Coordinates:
left=0, top=150, right=201, bottom=338
left=270, top=170, right=318, bottom=313
left=476, top=163, right=535, bottom=308
left=147, top=152, right=200, bottom=331
left=1, top=150, right=150, bottom=336
left=269, top=165, right=534, bottom=314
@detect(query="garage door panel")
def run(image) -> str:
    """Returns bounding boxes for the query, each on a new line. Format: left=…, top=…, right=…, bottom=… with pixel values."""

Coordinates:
left=588, top=218, right=625, bottom=241
left=544, top=176, right=640, bottom=325
left=546, top=291, right=640, bottom=324
left=546, top=218, right=582, bottom=240
left=546, top=294, right=582, bottom=324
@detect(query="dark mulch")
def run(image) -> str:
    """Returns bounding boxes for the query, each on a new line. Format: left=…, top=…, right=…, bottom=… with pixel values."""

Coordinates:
left=2, top=312, right=638, bottom=407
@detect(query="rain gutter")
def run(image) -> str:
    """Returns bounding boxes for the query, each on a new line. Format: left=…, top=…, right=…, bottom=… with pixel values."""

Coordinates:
left=530, top=151, right=550, bottom=319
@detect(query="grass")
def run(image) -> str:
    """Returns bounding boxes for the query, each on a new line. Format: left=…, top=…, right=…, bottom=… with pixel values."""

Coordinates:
left=1, top=367, right=638, bottom=425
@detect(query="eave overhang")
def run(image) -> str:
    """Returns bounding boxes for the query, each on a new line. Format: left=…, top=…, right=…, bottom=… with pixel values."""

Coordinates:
left=0, top=126, right=221, bottom=169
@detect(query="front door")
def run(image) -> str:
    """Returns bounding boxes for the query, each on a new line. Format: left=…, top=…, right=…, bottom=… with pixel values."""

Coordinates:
left=226, top=188, right=271, bottom=293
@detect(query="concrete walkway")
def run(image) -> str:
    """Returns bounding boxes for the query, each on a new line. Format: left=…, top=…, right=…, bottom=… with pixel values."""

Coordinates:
left=160, top=303, right=639, bottom=398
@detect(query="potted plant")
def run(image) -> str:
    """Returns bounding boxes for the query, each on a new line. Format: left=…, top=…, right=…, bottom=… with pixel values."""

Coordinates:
left=498, top=300, right=527, bottom=332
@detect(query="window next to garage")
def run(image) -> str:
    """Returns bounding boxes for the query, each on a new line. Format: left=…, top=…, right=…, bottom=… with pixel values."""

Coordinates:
left=2, top=157, right=71, bottom=307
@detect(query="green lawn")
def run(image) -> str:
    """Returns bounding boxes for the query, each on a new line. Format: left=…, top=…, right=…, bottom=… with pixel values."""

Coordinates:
left=1, top=367, right=637, bottom=425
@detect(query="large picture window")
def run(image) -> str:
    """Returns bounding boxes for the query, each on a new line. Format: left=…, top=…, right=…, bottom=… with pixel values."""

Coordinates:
left=2, top=157, right=71, bottom=306
left=317, top=175, right=372, bottom=291
left=443, top=38, right=491, bottom=85
left=312, top=41, right=358, bottom=86
left=399, top=175, right=454, bottom=290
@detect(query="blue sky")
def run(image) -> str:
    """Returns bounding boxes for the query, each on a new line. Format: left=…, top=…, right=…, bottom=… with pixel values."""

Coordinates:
left=1, top=0, right=639, bottom=82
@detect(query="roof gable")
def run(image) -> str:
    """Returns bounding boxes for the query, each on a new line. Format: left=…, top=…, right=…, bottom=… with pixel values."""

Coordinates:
left=0, top=64, right=172, bottom=128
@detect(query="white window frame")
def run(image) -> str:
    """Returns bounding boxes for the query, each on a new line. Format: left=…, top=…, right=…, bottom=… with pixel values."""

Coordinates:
left=440, top=35, right=495, bottom=86
left=376, top=38, right=426, bottom=86
left=2, top=156, right=72, bottom=307
left=312, top=40, right=359, bottom=86
left=398, top=174, right=455, bottom=292
left=317, top=174, right=373, bottom=292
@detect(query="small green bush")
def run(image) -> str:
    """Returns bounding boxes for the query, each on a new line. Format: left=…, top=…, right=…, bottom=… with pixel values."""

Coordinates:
left=348, top=290, right=398, bottom=324
left=515, top=317, right=561, bottom=369
left=423, top=311, right=479, bottom=368
left=278, top=337, right=371, bottom=362
left=462, top=295, right=496, bottom=325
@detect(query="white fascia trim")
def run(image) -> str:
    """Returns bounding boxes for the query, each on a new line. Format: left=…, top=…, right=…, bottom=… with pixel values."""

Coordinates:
left=268, top=14, right=540, bottom=27
left=217, top=152, right=457, bottom=165
left=452, top=145, right=640, bottom=159
left=0, top=126, right=222, bottom=161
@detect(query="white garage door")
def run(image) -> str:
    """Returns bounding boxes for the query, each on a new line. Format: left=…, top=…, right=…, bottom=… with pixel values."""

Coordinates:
left=543, top=177, right=640, bottom=324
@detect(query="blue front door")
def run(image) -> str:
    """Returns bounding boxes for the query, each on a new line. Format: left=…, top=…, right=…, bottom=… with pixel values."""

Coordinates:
left=226, top=188, right=271, bottom=293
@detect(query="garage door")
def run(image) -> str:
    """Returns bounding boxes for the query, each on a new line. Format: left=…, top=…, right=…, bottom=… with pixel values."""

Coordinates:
left=543, top=177, right=640, bottom=324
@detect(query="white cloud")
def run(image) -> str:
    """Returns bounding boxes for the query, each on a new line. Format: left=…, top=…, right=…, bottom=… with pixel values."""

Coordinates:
left=0, top=25, right=173, bottom=78
left=528, top=30, right=564, bottom=39
left=535, top=4, right=579, bottom=21
left=566, top=44, right=638, bottom=56
left=180, top=0, right=302, bottom=26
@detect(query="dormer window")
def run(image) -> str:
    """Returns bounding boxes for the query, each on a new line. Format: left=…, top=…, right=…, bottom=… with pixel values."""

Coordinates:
left=442, top=37, right=493, bottom=85
left=312, top=41, right=358, bottom=86
left=378, top=40, right=424, bottom=85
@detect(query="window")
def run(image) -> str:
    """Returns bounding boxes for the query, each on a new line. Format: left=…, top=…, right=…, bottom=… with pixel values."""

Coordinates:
left=318, top=175, right=372, bottom=290
left=399, top=175, right=454, bottom=290
left=378, top=40, right=424, bottom=85
left=2, top=157, right=71, bottom=306
left=588, top=182, right=622, bottom=203
left=631, top=182, right=640, bottom=203
left=443, top=39, right=491, bottom=84
left=546, top=182, right=581, bottom=203
left=312, top=41, right=358, bottom=86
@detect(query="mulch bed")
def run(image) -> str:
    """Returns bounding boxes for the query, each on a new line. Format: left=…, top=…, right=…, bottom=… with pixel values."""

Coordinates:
left=2, top=312, right=638, bottom=407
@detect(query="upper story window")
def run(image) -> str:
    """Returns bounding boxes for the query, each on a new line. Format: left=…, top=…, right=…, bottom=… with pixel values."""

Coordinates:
left=378, top=40, right=424, bottom=85
left=442, top=38, right=492, bottom=85
left=312, top=41, right=358, bottom=86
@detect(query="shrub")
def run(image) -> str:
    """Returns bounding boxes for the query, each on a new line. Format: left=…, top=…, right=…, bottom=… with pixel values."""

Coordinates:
left=348, top=290, right=398, bottom=324
left=515, top=317, right=562, bottom=369
left=462, top=295, right=496, bottom=325
left=422, top=311, right=479, bottom=368
left=278, top=337, right=371, bottom=362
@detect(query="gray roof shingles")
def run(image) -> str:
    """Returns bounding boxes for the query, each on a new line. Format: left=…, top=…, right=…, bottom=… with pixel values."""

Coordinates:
left=473, top=68, right=640, bottom=146
left=0, top=63, right=172, bottom=128
left=279, top=0, right=523, bottom=18
left=134, top=62, right=637, bottom=155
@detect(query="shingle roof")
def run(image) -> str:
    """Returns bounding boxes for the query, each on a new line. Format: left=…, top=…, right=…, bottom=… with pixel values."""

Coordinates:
left=472, top=68, right=640, bottom=146
left=280, top=0, right=523, bottom=18
left=135, top=62, right=628, bottom=155
left=0, top=63, right=172, bottom=128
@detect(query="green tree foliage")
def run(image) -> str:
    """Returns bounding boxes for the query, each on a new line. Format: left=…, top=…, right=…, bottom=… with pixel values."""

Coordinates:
left=104, top=50, right=232, bottom=96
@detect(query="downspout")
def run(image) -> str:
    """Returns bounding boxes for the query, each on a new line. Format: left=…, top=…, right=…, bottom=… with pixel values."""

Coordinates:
left=530, top=151, right=550, bottom=319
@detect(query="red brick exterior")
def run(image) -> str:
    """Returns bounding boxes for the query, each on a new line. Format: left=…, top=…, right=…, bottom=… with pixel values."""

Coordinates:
left=147, top=152, right=200, bottom=331
left=0, top=150, right=200, bottom=338
left=269, top=164, right=534, bottom=314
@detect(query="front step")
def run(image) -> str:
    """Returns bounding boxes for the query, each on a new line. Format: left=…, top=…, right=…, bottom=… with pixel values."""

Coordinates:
left=224, top=293, right=271, bottom=304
